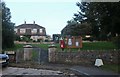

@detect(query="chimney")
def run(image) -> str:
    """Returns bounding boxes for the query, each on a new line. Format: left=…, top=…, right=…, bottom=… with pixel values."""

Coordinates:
left=33, top=21, right=35, bottom=24
left=24, top=21, right=26, bottom=24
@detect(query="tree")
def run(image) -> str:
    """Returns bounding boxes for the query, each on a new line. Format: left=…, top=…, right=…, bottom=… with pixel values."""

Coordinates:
left=73, top=2, right=89, bottom=23
left=2, top=2, right=15, bottom=49
left=89, top=2, right=120, bottom=40
left=61, top=2, right=92, bottom=37
left=0, top=3, right=2, bottom=51
left=61, top=19, right=91, bottom=36
left=73, top=2, right=120, bottom=40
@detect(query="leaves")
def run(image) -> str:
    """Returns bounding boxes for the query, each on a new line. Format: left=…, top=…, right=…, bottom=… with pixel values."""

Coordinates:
left=2, top=2, right=15, bottom=49
left=73, top=2, right=120, bottom=40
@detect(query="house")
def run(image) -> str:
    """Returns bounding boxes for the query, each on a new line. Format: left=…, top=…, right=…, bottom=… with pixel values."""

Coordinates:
left=14, top=21, right=46, bottom=41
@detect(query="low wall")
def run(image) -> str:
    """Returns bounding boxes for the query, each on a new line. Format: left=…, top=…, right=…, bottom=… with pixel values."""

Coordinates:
left=49, top=49, right=120, bottom=65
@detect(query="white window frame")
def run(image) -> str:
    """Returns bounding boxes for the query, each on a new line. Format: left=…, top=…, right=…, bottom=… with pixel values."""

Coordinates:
left=14, top=29, right=17, bottom=33
left=20, top=29, right=26, bottom=34
left=39, top=29, right=43, bottom=33
left=31, top=29, right=37, bottom=34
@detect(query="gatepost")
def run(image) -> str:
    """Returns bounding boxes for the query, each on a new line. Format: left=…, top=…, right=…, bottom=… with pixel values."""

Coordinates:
left=5, top=51, right=16, bottom=62
left=48, top=44, right=57, bottom=63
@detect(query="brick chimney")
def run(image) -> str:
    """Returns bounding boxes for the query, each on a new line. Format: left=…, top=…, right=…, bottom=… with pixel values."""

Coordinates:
left=24, top=21, right=26, bottom=24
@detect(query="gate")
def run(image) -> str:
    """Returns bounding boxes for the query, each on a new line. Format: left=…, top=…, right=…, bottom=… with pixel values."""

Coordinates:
left=16, top=47, right=48, bottom=64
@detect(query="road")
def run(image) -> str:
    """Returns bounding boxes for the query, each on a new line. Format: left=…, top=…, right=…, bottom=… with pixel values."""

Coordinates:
left=1, top=67, right=63, bottom=75
left=0, top=67, right=78, bottom=77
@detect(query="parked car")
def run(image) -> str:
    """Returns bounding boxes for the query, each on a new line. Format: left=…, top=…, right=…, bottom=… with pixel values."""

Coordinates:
left=0, top=54, right=9, bottom=67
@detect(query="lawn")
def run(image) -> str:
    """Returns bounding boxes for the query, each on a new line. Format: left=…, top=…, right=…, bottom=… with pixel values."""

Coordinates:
left=32, top=41, right=117, bottom=50
left=81, top=41, right=117, bottom=50
left=3, top=41, right=117, bottom=51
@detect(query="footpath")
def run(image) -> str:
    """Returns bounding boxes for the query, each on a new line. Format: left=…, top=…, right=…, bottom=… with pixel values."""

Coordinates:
left=70, top=65, right=120, bottom=77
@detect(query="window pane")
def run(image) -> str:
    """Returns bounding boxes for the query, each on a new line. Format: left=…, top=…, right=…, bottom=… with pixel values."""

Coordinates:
left=14, top=29, right=17, bottom=33
left=20, top=29, right=25, bottom=33
left=32, top=29, right=37, bottom=34
left=40, top=29, right=43, bottom=33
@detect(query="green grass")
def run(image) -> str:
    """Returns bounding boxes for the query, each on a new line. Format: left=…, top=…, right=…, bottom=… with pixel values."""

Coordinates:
left=31, top=44, right=50, bottom=49
left=36, top=41, right=117, bottom=50
left=3, top=44, right=24, bottom=51
left=100, top=64, right=120, bottom=73
left=3, top=41, right=117, bottom=51
left=81, top=41, right=117, bottom=50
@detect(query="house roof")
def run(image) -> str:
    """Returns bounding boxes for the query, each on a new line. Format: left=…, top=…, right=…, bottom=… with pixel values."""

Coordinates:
left=15, top=24, right=45, bottom=29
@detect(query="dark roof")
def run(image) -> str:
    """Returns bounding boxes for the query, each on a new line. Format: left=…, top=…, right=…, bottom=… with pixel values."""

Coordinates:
left=15, top=24, right=45, bottom=29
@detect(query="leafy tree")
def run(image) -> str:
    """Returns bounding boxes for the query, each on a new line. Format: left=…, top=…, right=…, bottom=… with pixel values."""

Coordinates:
left=73, top=2, right=120, bottom=40
left=73, top=2, right=89, bottom=23
left=61, top=19, right=91, bottom=36
left=0, top=3, right=2, bottom=51
left=2, top=2, right=15, bottom=49
left=14, top=34, right=21, bottom=41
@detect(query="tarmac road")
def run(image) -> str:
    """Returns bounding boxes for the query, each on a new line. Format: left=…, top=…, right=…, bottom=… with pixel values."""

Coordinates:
left=1, top=67, right=78, bottom=77
left=2, top=67, right=63, bottom=75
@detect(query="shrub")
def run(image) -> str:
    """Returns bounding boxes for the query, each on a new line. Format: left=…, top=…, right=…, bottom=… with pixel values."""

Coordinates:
left=112, top=36, right=120, bottom=49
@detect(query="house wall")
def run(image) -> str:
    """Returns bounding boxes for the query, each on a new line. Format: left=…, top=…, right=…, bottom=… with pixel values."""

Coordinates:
left=30, top=36, right=46, bottom=41
left=14, top=28, right=46, bottom=36
left=14, top=27, right=46, bottom=41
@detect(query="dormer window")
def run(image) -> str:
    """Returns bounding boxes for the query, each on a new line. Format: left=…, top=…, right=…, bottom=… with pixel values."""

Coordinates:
left=20, top=29, right=26, bottom=34
left=40, top=29, right=43, bottom=33
left=31, top=29, right=37, bottom=34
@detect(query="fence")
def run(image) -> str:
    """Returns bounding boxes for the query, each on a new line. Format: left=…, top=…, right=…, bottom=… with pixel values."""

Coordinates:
left=15, top=47, right=48, bottom=64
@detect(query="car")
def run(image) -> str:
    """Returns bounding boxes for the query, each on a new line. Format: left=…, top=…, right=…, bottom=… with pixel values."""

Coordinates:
left=0, top=54, right=9, bottom=67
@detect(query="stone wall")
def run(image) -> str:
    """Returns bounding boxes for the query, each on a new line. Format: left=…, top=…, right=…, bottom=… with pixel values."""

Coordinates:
left=49, top=49, right=120, bottom=65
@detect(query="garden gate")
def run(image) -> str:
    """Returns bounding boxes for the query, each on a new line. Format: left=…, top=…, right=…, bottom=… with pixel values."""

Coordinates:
left=16, top=47, right=48, bottom=64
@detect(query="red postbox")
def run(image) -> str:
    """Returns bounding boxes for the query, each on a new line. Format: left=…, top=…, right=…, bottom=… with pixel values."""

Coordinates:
left=60, top=40, right=65, bottom=50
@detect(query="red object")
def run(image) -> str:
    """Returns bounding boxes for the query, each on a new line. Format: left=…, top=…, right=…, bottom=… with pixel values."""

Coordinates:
left=60, top=40, right=65, bottom=48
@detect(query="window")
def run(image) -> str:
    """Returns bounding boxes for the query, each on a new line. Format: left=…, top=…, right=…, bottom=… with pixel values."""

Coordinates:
left=20, top=29, right=26, bottom=33
left=39, top=29, right=43, bottom=33
left=31, top=29, right=37, bottom=34
left=14, top=29, right=17, bottom=33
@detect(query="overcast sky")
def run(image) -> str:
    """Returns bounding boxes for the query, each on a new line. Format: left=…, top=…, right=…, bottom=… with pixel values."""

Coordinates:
left=3, top=0, right=80, bottom=36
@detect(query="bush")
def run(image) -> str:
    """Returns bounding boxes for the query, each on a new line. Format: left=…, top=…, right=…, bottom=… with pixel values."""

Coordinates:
left=15, top=35, right=21, bottom=41
left=33, top=40, right=36, bottom=42
left=45, top=39, right=49, bottom=42
left=112, top=36, right=120, bottom=49
left=99, top=34, right=108, bottom=41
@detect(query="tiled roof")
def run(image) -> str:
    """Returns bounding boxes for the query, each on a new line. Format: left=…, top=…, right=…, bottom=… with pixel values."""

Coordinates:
left=15, top=24, right=45, bottom=29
